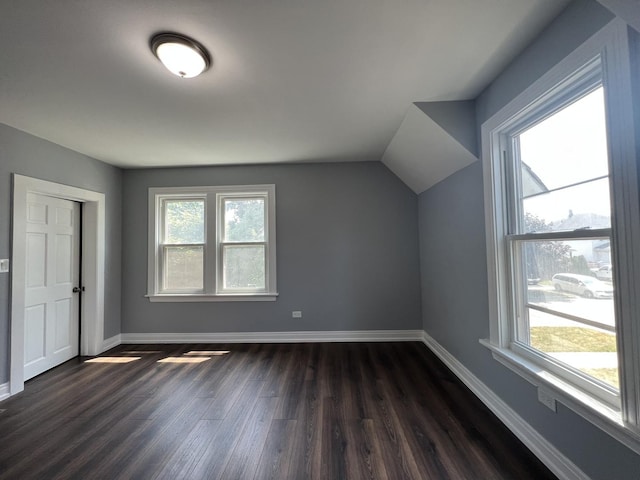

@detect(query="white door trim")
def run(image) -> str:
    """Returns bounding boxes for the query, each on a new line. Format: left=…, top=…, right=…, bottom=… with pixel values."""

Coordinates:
left=10, top=174, right=106, bottom=395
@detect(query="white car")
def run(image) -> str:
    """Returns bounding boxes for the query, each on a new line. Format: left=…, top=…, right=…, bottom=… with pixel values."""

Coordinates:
left=595, top=264, right=613, bottom=281
left=552, top=273, right=613, bottom=299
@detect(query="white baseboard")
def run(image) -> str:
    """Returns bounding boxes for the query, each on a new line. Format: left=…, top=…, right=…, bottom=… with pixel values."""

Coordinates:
left=421, top=331, right=590, bottom=480
left=121, top=329, right=424, bottom=344
left=101, top=334, right=122, bottom=352
left=0, top=382, right=9, bottom=402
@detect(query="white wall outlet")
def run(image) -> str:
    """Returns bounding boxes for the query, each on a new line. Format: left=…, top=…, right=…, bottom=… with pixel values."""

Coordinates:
left=537, top=387, right=557, bottom=412
left=0, top=259, right=9, bottom=273
left=292, top=311, right=302, bottom=318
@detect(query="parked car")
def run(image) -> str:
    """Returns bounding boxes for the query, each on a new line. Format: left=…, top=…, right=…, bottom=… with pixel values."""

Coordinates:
left=595, top=264, right=613, bottom=281
left=552, top=273, right=613, bottom=298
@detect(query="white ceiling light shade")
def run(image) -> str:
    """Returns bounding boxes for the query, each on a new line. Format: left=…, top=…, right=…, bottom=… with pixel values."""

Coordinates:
left=151, top=33, right=211, bottom=78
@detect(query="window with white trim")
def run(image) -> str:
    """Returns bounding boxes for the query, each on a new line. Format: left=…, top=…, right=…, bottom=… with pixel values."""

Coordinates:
left=148, top=185, right=277, bottom=301
left=482, top=21, right=640, bottom=450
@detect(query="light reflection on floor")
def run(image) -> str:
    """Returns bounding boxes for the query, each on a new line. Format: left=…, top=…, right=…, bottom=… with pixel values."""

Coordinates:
left=85, top=357, right=141, bottom=364
left=86, top=349, right=231, bottom=365
left=157, top=357, right=211, bottom=363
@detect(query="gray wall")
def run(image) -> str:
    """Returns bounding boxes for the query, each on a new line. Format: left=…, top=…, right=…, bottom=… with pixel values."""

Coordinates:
left=419, top=1, right=640, bottom=478
left=0, top=123, right=122, bottom=385
left=121, top=162, right=421, bottom=334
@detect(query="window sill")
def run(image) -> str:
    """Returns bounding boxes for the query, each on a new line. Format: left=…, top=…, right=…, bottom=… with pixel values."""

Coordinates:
left=479, top=338, right=640, bottom=455
left=146, top=293, right=278, bottom=302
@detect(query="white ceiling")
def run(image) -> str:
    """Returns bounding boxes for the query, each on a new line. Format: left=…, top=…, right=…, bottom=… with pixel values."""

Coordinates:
left=0, top=0, right=569, bottom=169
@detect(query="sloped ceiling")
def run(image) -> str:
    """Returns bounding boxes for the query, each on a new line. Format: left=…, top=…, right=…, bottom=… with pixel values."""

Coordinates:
left=381, top=102, right=478, bottom=194
left=0, top=0, right=569, bottom=170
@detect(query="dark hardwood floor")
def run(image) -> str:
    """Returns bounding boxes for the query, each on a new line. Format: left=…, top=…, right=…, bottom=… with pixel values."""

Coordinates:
left=0, top=342, right=557, bottom=479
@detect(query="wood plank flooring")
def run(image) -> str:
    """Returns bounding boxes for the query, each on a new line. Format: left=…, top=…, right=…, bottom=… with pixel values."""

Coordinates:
left=0, top=343, right=557, bottom=479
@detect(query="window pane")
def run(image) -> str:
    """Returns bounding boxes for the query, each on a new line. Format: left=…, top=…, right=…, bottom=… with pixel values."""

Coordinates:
left=517, top=86, right=611, bottom=234
left=522, top=179, right=610, bottom=233
left=523, top=238, right=614, bottom=303
left=164, top=200, right=204, bottom=244
left=524, top=309, right=618, bottom=389
left=518, top=238, right=617, bottom=389
left=223, top=198, right=265, bottom=242
left=164, top=246, right=204, bottom=290
left=519, top=87, right=608, bottom=192
left=222, top=245, right=265, bottom=290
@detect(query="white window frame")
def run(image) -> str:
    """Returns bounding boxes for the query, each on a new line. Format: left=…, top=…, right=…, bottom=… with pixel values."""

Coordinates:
left=147, top=184, right=278, bottom=302
left=217, top=191, right=271, bottom=294
left=158, top=195, right=207, bottom=294
left=481, top=19, right=640, bottom=453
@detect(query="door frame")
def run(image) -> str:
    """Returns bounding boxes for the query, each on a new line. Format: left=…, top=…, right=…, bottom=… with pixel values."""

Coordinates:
left=10, top=174, right=106, bottom=395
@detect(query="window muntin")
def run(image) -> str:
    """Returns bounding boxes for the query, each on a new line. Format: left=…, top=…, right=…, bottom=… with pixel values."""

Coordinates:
left=149, top=185, right=276, bottom=299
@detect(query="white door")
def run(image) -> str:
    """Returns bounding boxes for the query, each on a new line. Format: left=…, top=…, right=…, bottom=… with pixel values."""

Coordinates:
left=23, top=193, right=80, bottom=380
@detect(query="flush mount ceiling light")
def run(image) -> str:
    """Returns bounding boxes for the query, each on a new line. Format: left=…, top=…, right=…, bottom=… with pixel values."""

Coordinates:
left=151, top=33, right=211, bottom=78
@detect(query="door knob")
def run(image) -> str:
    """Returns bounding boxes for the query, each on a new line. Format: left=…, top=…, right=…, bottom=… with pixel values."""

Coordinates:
left=72, top=286, right=85, bottom=293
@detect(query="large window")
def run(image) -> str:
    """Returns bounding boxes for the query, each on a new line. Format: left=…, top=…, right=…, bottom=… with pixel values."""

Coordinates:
left=482, top=21, right=640, bottom=450
left=506, top=71, right=619, bottom=405
left=147, top=185, right=277, bottom=301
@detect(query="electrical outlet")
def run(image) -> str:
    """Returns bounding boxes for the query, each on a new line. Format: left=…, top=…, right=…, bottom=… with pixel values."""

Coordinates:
left=537, top=387, right=557, bottom=412
left=0, top=259, right=9, bottom=273
left=292, top=311, right=302, bottom=318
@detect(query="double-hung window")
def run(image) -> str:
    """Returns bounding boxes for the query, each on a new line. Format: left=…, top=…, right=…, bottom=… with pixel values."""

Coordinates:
left=148, top=185, right=277, bottom=301
left=160, top=197, right=206, bottom=293
left=482, top=20, right=640, bottom=450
